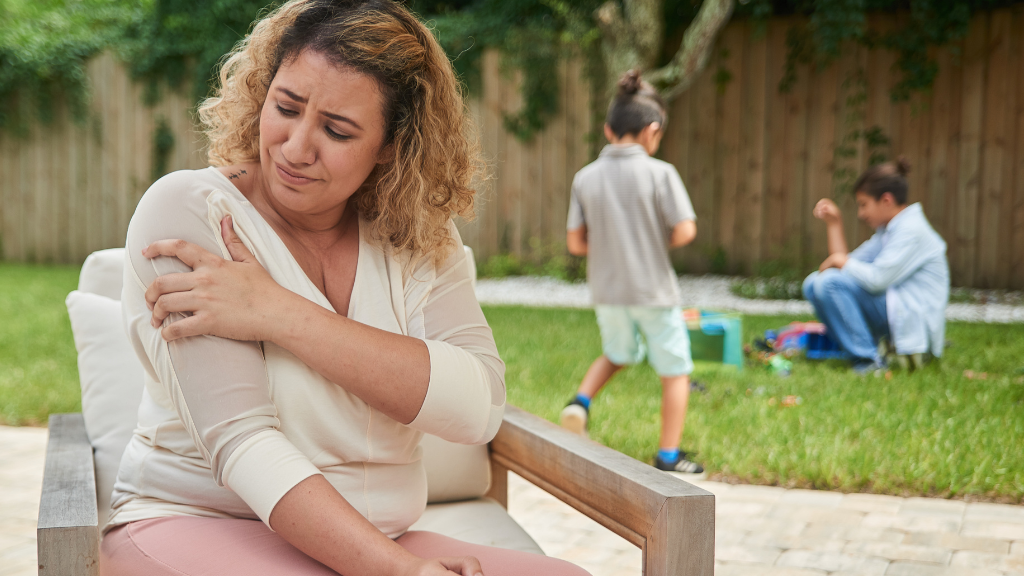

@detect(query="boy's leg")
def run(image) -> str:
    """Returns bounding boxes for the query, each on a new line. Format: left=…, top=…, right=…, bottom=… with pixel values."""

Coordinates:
left=803, top=271, right=821, bottom=311
left=810, top=270, right=887, bottom=365
left=578, top=355, right=623, bottom=398
left=636, top=307, right=703, bottom=473
left=560, top=306, right=640, bottom=435
left=659, top=373, right=690, bottom=451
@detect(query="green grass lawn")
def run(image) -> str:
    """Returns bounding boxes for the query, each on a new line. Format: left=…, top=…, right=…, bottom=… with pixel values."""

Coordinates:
left=486, top=305, right=1024, bottom=502
left=0, top=263, right=82, bottom=426
left=2, top=264, right=1023, bottom=501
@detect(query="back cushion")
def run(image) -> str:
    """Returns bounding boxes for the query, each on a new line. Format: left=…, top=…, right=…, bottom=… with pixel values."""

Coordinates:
left=65, top=290, right=144, bottom=526
left=420, top=435, right=490, bottom=503
left=78, top=248, right=126, bottom=300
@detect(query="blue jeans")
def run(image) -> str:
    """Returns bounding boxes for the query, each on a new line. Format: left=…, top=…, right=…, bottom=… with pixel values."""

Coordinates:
left=802, top=270, right=889, bottom=363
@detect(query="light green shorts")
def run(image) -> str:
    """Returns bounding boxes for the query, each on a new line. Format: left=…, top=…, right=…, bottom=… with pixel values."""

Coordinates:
left=595, top=305, right=693, bottom=377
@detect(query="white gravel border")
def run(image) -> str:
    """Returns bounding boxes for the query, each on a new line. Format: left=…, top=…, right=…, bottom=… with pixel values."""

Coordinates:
left=474, top=275, right=1024, bottom=323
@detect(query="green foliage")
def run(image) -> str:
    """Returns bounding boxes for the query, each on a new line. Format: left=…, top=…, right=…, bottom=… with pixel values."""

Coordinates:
left=730, top=259, right=809, bottom=300
left=3, top=0, right=1021, bottom=144
left=480, top=244, right=586, bottom=282
left=117, top=0, right=284, bottom=103
left=151, top=115, right=175, bottom=179
left=767, top=0, right=1019, bottom=103
left=0, top=0, right=143, bottom=134
left=412, top=0, right=602, bottom=141
left=731, top=276, right=805, bottom=299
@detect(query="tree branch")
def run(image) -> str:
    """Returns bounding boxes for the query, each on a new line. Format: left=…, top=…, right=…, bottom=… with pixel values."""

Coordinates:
left=623, top=0, right=664, bottom=69
left=647, top=0, right=735, bottom=100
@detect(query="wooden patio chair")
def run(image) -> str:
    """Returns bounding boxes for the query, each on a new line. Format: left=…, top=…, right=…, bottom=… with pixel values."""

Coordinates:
left=37, top=249, right=715, bottom=576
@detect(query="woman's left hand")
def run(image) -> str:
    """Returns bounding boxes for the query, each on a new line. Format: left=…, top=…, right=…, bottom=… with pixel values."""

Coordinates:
left=144, top=215, right=296, bottom=342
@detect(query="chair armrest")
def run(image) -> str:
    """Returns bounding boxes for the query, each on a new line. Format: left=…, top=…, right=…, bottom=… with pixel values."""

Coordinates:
left=486, top=406, right=714, bottom=576
left=38, top=413, right=99, bottom=576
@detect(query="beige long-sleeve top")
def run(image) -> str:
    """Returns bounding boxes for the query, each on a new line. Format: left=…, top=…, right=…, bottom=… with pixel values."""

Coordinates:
left=107, top=168, right=505, bottom=537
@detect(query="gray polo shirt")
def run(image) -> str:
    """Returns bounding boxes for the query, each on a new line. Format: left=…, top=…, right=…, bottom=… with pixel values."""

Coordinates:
left=567, top=144, right=696, bottom=307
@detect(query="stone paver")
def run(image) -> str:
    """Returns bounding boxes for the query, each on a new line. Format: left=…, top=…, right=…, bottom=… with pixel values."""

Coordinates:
left=4, top=424, right=1024, bottom=576
left=0, top=426, right=47, bottom=576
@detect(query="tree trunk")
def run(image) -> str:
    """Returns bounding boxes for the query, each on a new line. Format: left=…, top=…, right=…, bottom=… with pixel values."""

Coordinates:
left=596, top=0, right=735, bottom=102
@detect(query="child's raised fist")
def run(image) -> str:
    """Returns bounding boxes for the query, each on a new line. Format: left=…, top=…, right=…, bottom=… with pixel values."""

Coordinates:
left=812, top=198, right=842, bottom=223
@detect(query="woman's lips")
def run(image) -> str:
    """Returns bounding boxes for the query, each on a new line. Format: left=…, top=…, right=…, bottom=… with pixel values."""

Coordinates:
left=276, top=163, right=316, bottom=185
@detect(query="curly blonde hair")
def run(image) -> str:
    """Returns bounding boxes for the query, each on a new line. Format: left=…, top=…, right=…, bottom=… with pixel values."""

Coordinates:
left=198, top=0, right=481, bottom=264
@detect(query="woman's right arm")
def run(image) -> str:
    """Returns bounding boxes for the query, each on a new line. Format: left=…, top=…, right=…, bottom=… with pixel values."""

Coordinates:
left=124, top=173, right=476, bottom=576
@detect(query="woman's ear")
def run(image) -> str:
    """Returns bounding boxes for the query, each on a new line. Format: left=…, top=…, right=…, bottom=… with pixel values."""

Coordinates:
left=377, top=143, right=395, bottom=165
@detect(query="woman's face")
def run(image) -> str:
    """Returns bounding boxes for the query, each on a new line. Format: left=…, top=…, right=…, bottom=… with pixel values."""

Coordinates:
left=258, top=50, right=389, bottom=223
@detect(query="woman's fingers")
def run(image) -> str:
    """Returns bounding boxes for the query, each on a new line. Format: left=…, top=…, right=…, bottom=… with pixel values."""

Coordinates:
left=151, top=292, right=202, bottom=326
left=143, top=239, right=220, bottom=270
left=160, top=314, right=206, bottom=342
left=221, top=215, right=257, bottom=264
left=145, top=272, right=198, bottom=310
left=437, top=556, right=483, bottom=576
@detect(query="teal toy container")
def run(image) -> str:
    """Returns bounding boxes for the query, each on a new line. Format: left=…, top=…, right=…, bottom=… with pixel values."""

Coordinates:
left=683, top=309, right=744, bottom=371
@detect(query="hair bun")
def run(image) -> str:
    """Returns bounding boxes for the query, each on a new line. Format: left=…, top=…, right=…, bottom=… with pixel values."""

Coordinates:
left=895, top=155, right=911, bottom=176
left=617, top=70, right=643, bottom=96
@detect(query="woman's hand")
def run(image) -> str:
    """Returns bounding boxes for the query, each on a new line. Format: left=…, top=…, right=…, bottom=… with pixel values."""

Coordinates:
left=143, top=215, right=297, bottom=342
left=404, top=557, right=484, bottom=576
left=812, top=198, right=842, bottom=223
left=818, top=252, right=849, bottom=272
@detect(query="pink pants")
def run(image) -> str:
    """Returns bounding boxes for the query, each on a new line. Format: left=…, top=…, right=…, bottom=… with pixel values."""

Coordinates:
left=100, top=517, right=591, bottom=576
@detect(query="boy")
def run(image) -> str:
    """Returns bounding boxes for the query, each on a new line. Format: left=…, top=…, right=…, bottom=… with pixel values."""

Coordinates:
left=559, top=70, right=702, bottom=473
left=804, top=159, right=949, bottom=374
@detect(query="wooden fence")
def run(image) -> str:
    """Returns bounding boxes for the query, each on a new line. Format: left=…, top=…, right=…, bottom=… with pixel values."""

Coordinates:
left=0, top=53, right=207, bottom=265
left=471, top=8, right=1024, bottom=289
left=2, top=8, right=1023, bottom=288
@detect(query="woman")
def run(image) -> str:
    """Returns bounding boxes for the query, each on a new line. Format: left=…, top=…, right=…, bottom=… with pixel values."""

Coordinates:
left=102, top=1, right=590, bottom=575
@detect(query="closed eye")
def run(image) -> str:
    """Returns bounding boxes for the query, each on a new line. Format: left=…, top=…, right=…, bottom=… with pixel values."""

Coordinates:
left=276, top=104, right=298, bottom=117
left=325, top=126, right=352, bottom=141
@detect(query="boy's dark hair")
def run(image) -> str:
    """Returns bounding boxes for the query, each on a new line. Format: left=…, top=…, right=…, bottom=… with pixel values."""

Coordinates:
left=606, top=70, right=666, bottom=138
left=853, top=157, right=911, bottom=205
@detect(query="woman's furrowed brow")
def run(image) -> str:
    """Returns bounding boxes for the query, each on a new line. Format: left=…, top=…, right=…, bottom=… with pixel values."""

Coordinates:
left=275, top=87, right=363, bottom=131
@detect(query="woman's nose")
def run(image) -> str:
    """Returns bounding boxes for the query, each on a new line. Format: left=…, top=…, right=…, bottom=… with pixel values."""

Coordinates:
left=281, top=121, right=317, bottom=166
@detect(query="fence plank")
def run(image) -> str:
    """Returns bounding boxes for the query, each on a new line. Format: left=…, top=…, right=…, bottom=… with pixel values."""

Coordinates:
left=976, top=10, right=1011, bottom=287
left=804, top=52, right=840, bottom=268
left=735, top=23, right=767, bottom=274
left=689, top=50, right=719, bottom=269
left=955, top=13, right=988, bottom=287
left=782, top=21, right=810, bottom=268
left=715, top=25, right=744, bottom=272
left=1012, top=10, right=1024, bottom=290
left=763, top=19, right=790, bottom=263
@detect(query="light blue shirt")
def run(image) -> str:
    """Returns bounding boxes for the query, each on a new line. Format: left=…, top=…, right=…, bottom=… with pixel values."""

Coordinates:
left=842, top=203, right=949, bottom=356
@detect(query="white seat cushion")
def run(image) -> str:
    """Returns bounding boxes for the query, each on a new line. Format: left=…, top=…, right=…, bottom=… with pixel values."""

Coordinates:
left=409, top=497, right=544, bottom=555
left=65, top=290, right=144, bottom=525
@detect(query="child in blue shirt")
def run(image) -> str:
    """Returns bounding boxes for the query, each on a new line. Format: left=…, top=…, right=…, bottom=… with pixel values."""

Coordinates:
left=804, top=159, right=949, bottom=374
